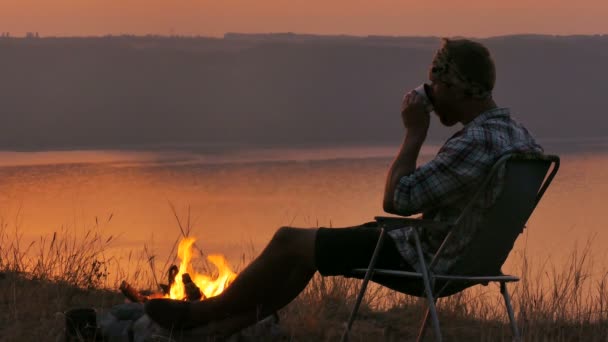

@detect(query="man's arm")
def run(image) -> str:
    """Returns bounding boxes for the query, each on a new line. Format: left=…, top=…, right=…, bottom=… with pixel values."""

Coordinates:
left=383, top=91, right=430, bottom=214
left=383, top=132, right=426, bottom=214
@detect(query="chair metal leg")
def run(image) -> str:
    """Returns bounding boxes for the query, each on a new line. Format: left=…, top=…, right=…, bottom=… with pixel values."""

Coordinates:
left=500, top=281, right=520, bottom=341
left=417, top=281, right=450, bottom=342
left=341, top=228, right=386, bottom=342
left=416, top=305, right=432, bottom=342
left=412, top=230, right=442, bottom=342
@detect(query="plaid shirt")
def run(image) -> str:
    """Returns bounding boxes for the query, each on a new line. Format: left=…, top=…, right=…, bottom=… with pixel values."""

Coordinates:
left=387, top=108, right=543, bottom=274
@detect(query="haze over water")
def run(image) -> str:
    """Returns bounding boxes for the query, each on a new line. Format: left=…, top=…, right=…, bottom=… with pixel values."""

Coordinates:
left=0, top=143, right=605, bottom=279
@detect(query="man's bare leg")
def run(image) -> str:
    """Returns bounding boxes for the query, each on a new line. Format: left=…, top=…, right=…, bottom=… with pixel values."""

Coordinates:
left=145, top=227, right=318, bottom=329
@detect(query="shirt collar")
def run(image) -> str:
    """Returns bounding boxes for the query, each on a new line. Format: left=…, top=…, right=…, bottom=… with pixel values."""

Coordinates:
left=464, top=107, right=511, bottom=128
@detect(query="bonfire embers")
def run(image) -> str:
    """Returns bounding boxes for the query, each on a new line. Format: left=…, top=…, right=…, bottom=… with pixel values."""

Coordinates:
left=119, top=280, right=147, bottom=303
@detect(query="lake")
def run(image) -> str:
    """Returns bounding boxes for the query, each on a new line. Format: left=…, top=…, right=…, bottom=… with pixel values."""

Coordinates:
left=0, top=143, right=606, bottom=283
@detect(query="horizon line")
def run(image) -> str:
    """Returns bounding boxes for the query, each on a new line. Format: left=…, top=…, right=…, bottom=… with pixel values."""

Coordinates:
left=1, top=31, right=608, bottom=40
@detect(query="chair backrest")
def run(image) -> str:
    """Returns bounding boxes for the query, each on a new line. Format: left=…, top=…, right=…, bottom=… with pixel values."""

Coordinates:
left=448, top=153, right=560, bottom=276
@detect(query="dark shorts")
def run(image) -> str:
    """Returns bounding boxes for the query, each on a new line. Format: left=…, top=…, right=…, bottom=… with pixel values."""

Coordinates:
left=314, top=221, right=414, bottom=277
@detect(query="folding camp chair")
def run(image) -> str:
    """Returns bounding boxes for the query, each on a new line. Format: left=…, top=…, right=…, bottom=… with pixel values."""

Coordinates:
left=341, top=153, right=560, bottom=342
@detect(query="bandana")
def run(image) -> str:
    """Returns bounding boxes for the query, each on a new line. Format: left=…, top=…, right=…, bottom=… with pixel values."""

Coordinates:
left=430, top=47, right=492, bottom=99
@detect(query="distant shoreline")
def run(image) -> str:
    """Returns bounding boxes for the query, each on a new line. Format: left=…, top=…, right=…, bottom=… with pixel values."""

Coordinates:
left=0, top=138, right=604, bottom=168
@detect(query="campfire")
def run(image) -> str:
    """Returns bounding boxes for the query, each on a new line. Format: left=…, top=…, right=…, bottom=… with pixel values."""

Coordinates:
left=120, top=237, right=237, bottom=302
left=67, top=238, right=281, bottom=341
left=167, top=237, right=237, bottom=300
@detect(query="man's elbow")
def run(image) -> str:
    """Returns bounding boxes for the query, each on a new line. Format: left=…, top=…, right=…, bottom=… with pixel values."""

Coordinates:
left=384, top=195, right=417, bottom=216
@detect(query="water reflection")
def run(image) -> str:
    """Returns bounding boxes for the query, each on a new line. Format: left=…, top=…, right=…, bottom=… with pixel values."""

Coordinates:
left=0, top=147, right=605, bottom=276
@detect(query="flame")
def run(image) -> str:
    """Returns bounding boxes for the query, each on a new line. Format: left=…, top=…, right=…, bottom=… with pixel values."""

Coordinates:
left=167, top=237, right=237, bottom=300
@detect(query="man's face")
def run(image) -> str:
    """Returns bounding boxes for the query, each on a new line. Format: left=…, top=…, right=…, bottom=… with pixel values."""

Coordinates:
left=427, top=73, right=466, bottom=127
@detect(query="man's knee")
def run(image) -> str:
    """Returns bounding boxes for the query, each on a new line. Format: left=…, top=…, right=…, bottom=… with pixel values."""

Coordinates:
left=271, top=226, right=299, bottom=247
left=269, top=226, right=317, bottom=259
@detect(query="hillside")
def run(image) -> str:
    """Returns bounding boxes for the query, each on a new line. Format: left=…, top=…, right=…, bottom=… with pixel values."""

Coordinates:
left=1, top=34, right=607, bottom=150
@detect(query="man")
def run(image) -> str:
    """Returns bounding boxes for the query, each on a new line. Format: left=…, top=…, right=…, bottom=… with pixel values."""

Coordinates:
left=145, top=38, right=542, bottom=333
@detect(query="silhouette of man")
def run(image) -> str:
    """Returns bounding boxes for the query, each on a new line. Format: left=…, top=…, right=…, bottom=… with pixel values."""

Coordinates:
left=145, top=38, right=542, bottom=334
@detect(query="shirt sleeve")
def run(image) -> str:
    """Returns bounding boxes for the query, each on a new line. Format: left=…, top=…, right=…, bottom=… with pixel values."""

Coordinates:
left=393, top=128, right=495, bottom=216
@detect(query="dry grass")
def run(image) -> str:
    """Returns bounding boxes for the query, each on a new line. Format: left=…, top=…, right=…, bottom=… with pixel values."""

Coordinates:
left=0, top=272, right=123, bottom=341
left=0, top=213, right=606, bottom=341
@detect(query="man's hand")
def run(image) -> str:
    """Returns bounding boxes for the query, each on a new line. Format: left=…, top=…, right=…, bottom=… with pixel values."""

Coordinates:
left=384, top=90, right=431, bottom=214
left=401, top=91, right=431, bottom=136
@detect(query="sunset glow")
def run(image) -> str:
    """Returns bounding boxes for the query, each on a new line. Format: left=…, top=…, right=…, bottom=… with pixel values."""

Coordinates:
left=1, top=0, right=607, bottom=37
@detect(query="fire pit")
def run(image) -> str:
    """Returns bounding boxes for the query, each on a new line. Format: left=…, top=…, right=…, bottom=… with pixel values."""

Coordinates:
left=65, top=237, right=282, bottom=341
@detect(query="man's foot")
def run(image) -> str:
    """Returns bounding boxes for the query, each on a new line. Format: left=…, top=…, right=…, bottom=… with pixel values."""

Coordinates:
left=144, top=299, right=207, bottom=330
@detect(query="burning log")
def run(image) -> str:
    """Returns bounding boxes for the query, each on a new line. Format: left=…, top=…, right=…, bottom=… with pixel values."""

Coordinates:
left=120, top=266, right=206, bottom=303
left=168, top=264, right=179, bottom=287
left=119, top=280, right=146, bottom=303
left=159, top=264, right=179, bottom=295
left=182, top=273, right=204, bottom=301
left=158, top=283, right=170, bottom=295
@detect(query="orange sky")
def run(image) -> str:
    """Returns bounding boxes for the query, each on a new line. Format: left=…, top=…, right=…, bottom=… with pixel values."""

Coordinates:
left=1, top=0, right=607, bottom=37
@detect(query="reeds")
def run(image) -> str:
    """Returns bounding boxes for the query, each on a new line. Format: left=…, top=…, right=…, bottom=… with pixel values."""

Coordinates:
left=0, top=214, right=123, bottom=341
left=0, top=213, right=114, bottom=289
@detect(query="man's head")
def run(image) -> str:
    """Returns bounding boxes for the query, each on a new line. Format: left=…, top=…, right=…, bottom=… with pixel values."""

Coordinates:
left=427, top=38, right=496, bottom=126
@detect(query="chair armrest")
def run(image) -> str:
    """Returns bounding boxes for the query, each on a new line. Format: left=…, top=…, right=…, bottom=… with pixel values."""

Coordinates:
left=374, top=216, right=452, bottom=231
